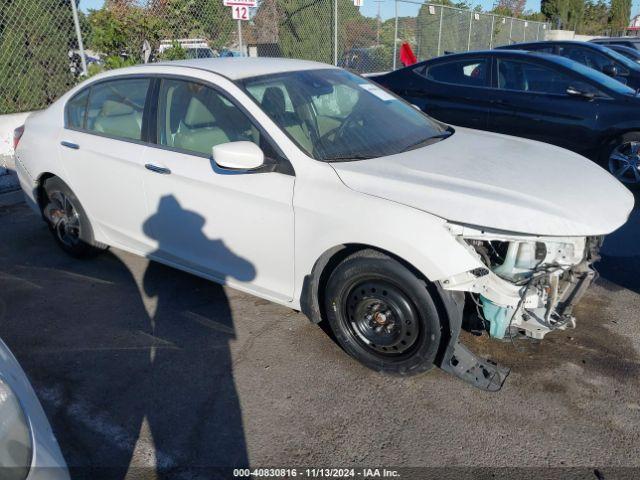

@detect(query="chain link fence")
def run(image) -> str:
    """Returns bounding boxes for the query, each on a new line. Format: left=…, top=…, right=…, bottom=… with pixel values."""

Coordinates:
left=411, top=2, right=548, bottom=67
left=0, top=1, right=79, bottom=115
left=0, top=0, right=549, bottom=115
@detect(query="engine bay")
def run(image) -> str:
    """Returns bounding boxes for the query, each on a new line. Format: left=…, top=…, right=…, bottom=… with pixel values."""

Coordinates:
left=441, top=228, right=603, bottom=341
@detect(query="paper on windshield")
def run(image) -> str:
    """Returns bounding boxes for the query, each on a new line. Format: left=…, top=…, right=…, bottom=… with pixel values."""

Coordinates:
left=359, top=83, right=396, bottom=102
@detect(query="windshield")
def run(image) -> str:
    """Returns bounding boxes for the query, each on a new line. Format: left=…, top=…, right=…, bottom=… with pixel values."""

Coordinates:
left=553, top=56, right=638, bottom=96
left=600, top=45, right=640, bottom=70
left=241, top=69, right=449, bottom=161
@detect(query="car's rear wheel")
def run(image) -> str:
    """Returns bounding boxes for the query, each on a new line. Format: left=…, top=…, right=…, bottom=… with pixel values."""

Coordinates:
left=42, top=177, right=107, bottom=258
left=324, top=250, right=441, bottom=375
left=603, top=132, right=640, bottom=189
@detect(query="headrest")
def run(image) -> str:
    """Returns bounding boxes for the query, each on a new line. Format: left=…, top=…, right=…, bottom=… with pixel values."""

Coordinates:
left=261, top=87, right=286, bottom=117
left=100, top=100, right=135, bottom=117
left=184, top=96, right=216, bottom=127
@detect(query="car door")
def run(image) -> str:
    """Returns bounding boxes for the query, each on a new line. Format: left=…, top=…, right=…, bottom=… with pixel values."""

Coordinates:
left=400, top=56, right=491, bottom=130
left=142, top=77, right=295, bottom=302
left=487, top=56, right=601, bottom=155
left=60, top=77, right=154, bottom=252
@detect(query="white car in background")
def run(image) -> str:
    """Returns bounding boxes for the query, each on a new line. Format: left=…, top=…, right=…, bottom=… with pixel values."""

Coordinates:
left=158, top=39, right=216, bottom=59
left=13, top=58, right=634, bottom=390
left=0, top=338, right=69, bottom=479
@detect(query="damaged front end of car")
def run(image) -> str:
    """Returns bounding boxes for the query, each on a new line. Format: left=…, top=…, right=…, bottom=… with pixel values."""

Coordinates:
left=434, top=225, right=603, bottom=392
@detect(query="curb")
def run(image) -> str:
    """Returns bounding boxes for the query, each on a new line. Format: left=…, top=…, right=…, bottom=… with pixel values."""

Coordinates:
left=0, top=189, right=23, bottom=208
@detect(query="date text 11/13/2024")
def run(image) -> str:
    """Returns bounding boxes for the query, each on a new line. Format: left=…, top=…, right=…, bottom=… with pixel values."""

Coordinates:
left=233, top=468, right=401, bottom=478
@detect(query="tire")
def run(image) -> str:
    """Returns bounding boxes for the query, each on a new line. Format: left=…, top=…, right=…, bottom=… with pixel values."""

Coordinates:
left=42, top=177, right=108, bottom=258
left=601, top=132, right=640, bottom=190
left=324, top=250, right=442, bottom=376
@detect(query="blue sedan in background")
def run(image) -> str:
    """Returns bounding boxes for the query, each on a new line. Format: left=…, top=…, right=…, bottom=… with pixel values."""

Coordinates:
left=371, top=50, right=640, bottom=187
left=498, top=41, right=640, bottom=90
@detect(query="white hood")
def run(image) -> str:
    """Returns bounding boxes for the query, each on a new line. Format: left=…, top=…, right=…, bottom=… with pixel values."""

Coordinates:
left=332, top=127, right=634, bottom=236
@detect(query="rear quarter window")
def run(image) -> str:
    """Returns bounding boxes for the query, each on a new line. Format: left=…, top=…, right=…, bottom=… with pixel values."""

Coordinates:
left=423, top=59, right=488, bottom=87
left=66, top=89, right=89, bottom=129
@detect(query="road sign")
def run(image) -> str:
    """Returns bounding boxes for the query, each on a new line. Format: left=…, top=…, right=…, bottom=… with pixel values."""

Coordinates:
left=231, top=5, right=250, bottom=20
left=353, top=0, right=363, bottom=6
left=224, top=0, right=256, bottom=7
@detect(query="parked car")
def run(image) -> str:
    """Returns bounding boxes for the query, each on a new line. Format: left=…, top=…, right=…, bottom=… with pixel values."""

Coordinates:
left=339, top=46, right=389, bottom=74
left=372, top=49, right=640, bottom=187
left=498, top=40, right=640, bottom=89
left=158, top=39, right=216, bottom=59
left=13, top=58, right=633, bottom=390
left=590, top=36, right=640, bottom=51
left=603, top=44, right=640, bottom=63
left=0, top=337, right=69, bottom=479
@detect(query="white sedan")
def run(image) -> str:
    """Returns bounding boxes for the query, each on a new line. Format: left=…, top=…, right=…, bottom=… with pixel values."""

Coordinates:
left=13, top=58, right=634, bottom=390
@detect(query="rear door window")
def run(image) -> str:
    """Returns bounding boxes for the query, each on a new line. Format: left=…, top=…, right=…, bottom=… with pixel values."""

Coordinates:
left=85, top=78, right=150, bottom=141
left=496, top=58, right=601, bottom=96
left=424, top=58, right=488, bottom=87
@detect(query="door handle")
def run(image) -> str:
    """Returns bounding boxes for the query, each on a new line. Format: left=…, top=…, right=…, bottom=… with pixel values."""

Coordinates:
left=60, top=141, right=79, bottom=149
left=145, top=164, right=171, bottom=174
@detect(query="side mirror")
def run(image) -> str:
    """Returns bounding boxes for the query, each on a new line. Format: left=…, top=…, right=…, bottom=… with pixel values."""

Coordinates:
left=212, top=141, right=265, bottom=171
left=601, top=64, right=618, bottom=77
left=566, top=86, right=595, bottom=100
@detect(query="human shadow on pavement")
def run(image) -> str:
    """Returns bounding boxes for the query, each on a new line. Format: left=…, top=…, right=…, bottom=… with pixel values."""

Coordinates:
left=0, top=196, right=254, bottom=479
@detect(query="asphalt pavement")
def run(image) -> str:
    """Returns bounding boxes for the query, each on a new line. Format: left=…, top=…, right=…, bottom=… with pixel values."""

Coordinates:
left=0, top=201, right=639, bottom=480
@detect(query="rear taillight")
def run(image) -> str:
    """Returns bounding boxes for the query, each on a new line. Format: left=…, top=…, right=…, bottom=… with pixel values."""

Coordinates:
left=13, top=125, right=24, bottom=151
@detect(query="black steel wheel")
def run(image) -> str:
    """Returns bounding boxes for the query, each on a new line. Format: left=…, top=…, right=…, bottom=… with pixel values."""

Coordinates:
left=344, top=280, right=420, bottom=356
left=324, top=250, right=442, bottom=375
left=43, top=177, right=108, bottom=258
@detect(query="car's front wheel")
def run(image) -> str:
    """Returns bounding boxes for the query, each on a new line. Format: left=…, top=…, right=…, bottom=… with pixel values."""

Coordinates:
left=42, top=177, right=108, bottom=258
left=324, top=250, right=442, bottom=375
left=603, top=132, right=640, bottom=189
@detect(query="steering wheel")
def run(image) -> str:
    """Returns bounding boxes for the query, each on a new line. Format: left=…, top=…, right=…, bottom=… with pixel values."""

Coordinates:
left=316, top=110, right=366, bottom=148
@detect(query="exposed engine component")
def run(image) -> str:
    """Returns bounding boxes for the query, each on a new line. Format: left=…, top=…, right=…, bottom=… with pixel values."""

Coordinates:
left=441, top=231, right=602, bottom=341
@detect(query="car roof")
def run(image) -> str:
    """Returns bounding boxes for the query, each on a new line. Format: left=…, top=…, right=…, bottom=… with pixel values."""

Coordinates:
left=500, top=40, right=615, bottom=52
left=151, top=57, right=337, bottom=80
left=419, top=49, right=605, bottom=76
left=592, top=36, right=640, bottom=43
left=609, top=44, right=640, bottom=53
left=415, top=48, right=636, bottom=95
left=426, top=49, right=569, bottom=62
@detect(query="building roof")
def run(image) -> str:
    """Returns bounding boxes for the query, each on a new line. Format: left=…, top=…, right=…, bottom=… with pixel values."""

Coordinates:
left=153, top=57, right=336, bottom=80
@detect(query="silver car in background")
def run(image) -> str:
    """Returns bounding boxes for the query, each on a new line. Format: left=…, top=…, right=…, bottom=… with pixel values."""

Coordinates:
left=0, top=338, right=68, bottom=479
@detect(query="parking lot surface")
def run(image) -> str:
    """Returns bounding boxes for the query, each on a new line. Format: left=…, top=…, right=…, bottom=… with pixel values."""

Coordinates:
left=1, top=201, right=639, bottom=478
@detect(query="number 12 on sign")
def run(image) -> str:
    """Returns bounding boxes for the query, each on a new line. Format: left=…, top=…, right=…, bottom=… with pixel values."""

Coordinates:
left=232, top=5, right=249, bottom=20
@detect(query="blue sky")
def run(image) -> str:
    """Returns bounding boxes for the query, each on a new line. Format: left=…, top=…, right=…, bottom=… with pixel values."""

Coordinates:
left=80, top=0, right=640, bottom=23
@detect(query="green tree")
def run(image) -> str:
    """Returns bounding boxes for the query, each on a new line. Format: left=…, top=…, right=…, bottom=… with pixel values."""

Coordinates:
left=581, top=0, right=609, bottom=34
left=0, top=0, right=76, bottom=114
left=609, top=0, right=631, bottom=34
left=149, top=0, right=235, bottom=49
left=541, top=0, right=586, bottom=30
left=158, top=40, right=188, bottom=60
left=87, top=5, right=164, bottom=64
left=269, top=0, right=366, bottom=64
